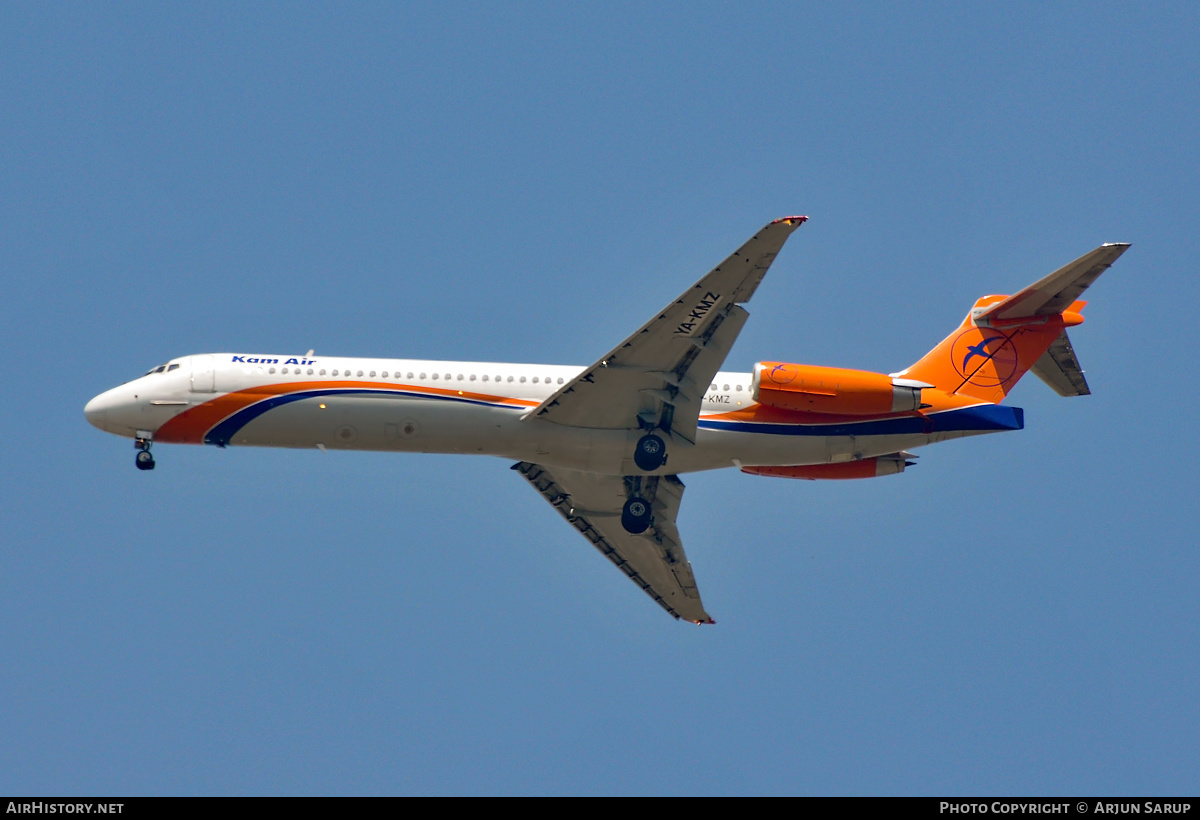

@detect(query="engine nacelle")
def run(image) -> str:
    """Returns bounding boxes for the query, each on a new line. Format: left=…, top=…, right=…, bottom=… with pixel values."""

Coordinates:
left=752, top=362, right=927, bottom=415
left=741, top=453, right=915, bottom=480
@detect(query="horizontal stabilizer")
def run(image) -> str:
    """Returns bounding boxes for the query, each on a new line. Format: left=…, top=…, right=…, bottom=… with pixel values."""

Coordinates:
left=977, top=243, right=1130, bottom=322
left=1031, top=331, right=1090, bottom=396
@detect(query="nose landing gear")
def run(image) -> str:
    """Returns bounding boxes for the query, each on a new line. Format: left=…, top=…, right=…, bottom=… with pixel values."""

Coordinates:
left=134, top=436, right=155, bottom=471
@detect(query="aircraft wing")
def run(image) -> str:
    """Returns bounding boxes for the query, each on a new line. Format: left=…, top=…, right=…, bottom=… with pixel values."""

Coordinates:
left=512, top=461, right=713, bottom=624
left=525, top=217, right=807, bottom=443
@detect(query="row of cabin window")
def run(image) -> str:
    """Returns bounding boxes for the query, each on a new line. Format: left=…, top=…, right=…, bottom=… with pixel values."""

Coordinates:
left=268, top=366, right=568, bottom=385
left=262, top=366, right=744, bottom=393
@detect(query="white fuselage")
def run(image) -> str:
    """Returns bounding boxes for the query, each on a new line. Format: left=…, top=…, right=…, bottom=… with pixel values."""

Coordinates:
left=84, top=352, right=1002, bottom=476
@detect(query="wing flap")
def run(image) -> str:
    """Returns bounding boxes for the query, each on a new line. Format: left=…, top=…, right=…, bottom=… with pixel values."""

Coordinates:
left=513, top=461, right=713, bottom=623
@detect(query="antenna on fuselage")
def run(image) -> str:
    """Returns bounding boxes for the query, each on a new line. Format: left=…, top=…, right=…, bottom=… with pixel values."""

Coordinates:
left=306, top=349, right=314, bottom=357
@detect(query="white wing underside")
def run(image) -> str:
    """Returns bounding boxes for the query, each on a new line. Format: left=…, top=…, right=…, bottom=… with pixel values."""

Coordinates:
left=524, top=217, right=808, bottom=442
left=513, top=461, right=711, bottom=623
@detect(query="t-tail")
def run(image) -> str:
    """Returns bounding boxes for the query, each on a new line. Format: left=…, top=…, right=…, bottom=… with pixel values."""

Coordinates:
left=898, top=243, right=1130, bottom=404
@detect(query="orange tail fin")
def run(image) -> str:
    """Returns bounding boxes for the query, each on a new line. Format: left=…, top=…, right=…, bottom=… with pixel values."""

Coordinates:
left=898, top=243, right=1129, bottom=403
left=901, top=304, right=1069, bottom=403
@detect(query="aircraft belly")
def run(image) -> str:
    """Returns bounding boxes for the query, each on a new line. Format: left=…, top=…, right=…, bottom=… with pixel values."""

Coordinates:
left=226, top=395, right=528, bottom=454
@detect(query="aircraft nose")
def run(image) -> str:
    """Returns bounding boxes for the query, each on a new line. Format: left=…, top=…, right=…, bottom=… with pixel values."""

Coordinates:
left=84, top=390, right=116, bottom=431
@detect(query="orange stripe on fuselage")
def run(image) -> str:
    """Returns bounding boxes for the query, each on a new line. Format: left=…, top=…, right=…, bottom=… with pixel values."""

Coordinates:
left=154, top=380, right=537, bottom=444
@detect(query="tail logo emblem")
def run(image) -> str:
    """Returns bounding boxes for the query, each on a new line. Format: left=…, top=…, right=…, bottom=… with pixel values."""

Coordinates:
left=951, top=329, right=1018, bottom=387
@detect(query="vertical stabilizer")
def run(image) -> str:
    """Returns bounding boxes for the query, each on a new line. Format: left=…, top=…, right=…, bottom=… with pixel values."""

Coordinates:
left=899, top=244, right=1128, bottom=403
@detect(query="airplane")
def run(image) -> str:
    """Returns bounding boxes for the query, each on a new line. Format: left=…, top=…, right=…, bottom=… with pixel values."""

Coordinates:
left=84, top=217, right=1129, bottom=624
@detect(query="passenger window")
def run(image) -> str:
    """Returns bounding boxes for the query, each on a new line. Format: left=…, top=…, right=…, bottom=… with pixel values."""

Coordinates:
left=532, top=377, right=539, bottom=384
left=507, top=376, right=514, bottom=383
left=470, top=374, right=477, bottom=381
left=482, top=375, right=489, bottom=382
left=307, top=368, right=313, bottom=375
left=723, top=384, right=729, bottom=391
left=282, top=367, right=289, bottom=374
left=270, top=367, right=277, bottom=374
left=457, top=374, right=463, bottom=381
left=520, top=376, right=527, bottom=383
left=736, top=384, right=742, bottom=392
left=444, top=373, right=451, bottom=380
left=406, top=372, right=414, bottom=379
left=420, top=373, right=426, bottom=379
left=557, top=378, right=564, bottom=384
left=356, top=370, right=363, bottom=377
left=320, top=369, right=326, bottom=376
left=370, top=371, right=376, bottom=377
left=432, top=373, right=438, bottom=380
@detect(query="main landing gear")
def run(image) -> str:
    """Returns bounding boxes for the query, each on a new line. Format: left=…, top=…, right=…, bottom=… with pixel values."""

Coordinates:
left=620, top=473, right=658, bottom=535
left=621, top=495, right=652, bottom=534
left=633, top=433, right=667, bottom=472
left=134, top=436, right=155, bottom=471
left=624, top=433, right=667, bottom=533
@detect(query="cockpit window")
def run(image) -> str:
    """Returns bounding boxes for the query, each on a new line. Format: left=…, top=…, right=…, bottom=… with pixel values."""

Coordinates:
left=167, top=363, right=180, bottom=372
left=145, top=363, right=169, bottom=375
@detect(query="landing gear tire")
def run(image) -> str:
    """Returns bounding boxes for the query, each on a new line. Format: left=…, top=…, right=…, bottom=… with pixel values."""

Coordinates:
left=135, top=449, right=155, bottom=471
left=633, top=433, right=666, bottom=472
left=621, top=497, right=652, bottom=534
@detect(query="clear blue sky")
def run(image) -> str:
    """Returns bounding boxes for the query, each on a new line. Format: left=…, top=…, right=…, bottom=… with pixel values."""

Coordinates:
left=2, top=2, right=1197, bottom=795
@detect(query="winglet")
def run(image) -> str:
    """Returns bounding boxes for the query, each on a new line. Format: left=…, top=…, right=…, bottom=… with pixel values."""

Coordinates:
left=772, top=215, right=808, bottom=226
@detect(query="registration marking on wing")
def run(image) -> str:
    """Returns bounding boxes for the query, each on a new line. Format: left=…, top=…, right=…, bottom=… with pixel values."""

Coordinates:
left=674, top=291, right=723, bottom=336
